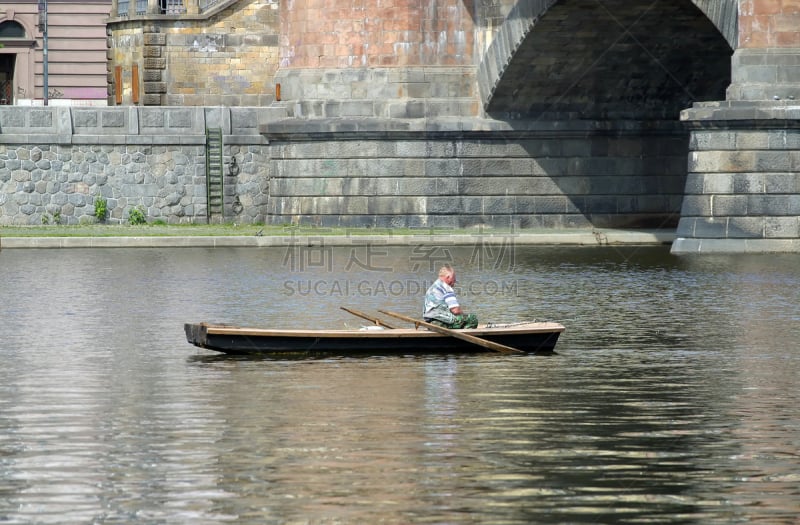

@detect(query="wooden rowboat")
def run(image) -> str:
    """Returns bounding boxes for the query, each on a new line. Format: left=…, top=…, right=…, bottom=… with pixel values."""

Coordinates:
left=184, top=321, right=565, bottom=356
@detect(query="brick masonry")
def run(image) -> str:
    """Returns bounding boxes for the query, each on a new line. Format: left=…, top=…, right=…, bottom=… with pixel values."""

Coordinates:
left=280, top=0, right=476, bottom=69
left=739, top=0, right=800, bottom=48
left=106, top=0, right=521, bottom=110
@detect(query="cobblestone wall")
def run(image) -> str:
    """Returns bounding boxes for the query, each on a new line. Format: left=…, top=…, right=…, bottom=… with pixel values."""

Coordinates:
left=0, top=143, right=206, bottom=225
left=0, top=106, right=270, bottom=225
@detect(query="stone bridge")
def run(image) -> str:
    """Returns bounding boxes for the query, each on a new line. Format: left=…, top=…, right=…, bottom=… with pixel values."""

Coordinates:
left=2, top=0, right=799, bottom=253
left=265, top=0, right=800, bottom=252
left=270, top=0, right=740, bottom=123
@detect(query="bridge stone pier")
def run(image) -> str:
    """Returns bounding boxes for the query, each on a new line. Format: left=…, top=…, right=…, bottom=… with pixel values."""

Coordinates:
left=265, top=0, right=740, bottom=237
left=672, top=1, right=800, bottom=253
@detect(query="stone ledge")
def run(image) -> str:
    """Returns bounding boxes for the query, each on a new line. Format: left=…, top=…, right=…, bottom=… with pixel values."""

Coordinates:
left=671, top=237, right=800, bottom=254
left=0, top=134, right=72, bottom=145
left=261, top=117, right=687, bottom=140
left=682, top=101, right=800, bottom=126
left=1, top=106, right=276, bottom=139
left=0, top=229, right=675, bottom=249
left=225, top=134, right=269, bottom=145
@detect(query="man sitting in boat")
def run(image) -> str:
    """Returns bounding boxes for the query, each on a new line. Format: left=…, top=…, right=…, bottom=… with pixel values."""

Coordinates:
left=423, top=264, right=479, bottom=329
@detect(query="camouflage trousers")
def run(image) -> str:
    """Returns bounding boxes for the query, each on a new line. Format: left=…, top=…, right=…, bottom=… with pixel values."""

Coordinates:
left=428, top=313, right=479, bottom=330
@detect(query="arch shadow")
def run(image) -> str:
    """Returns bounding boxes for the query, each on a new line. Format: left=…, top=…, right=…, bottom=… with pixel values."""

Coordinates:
left=474, top=0, right=736, bottom=230
left=480, top=0, right=735, bottom=120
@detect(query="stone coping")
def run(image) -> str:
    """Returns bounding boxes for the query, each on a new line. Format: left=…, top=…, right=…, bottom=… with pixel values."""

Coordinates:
left=671, top=237, right=800, bottom=254
left=0, top=229, right=675, bottom=249
left=261, top=117, right=687, bottom=139
left=681, top=100, right=800, bottom=125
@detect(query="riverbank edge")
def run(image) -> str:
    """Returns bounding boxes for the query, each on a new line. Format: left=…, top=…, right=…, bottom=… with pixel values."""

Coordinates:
left=0, top=229, right=675, bottom=248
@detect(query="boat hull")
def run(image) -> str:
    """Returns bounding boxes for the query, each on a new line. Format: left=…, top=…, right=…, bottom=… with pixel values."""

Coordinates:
left=184, top=322, right=564, bottom=356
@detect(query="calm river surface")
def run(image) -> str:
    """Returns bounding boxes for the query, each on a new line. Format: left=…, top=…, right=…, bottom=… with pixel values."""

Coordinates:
left=1, top=243, right=799, bottom=524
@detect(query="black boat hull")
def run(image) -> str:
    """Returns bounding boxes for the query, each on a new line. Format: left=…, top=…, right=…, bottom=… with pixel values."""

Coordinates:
left=185, top=322, right=564, bottom=356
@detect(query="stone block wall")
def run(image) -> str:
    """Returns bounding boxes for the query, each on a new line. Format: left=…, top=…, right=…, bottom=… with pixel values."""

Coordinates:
left=263, top=119, right=688, bottom=230
left=673, top=101, right=800, bottom=253
left=109, top=27, right=146, bottom=105
left=727, top=48, right=800, bottom=101
left=108, top=0, right=281, bottom=106
left=671, top=1, right=800, bottom=252
left=273, top=67, right=480, bottom=119
left=165, top=0, right=281, bottom=106
left=104, top=0, right=523, bottom=112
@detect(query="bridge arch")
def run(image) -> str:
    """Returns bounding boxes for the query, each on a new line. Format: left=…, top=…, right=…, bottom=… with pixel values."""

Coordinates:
left=479, top=0, right=736, bottom=119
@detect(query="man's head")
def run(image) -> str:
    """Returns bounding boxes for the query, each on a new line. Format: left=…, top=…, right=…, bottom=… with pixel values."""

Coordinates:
left=438, top=264, right=456, bottom=286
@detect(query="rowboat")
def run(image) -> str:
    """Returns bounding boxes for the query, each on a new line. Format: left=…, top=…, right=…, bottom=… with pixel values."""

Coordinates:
left=184, top=320, right=565, bottom=357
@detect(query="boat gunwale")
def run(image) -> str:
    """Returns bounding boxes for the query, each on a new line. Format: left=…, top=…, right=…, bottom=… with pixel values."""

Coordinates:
left=198, top=322, right=566, bottom=339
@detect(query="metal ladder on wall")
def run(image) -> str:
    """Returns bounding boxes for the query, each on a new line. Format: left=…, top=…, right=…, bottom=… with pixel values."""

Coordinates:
left=205, top=127, right=224, bottom=222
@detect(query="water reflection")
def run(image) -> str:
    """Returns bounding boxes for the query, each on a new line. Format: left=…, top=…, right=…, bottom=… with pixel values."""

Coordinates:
left=1, top=246, right=799, bottom=523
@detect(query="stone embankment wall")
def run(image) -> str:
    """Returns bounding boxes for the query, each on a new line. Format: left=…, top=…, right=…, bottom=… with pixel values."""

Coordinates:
left=263, top=119, right=688, bottom=230
left=0, top=106, right=271, bottom=225
left=0, top=106, right=689, bottom=229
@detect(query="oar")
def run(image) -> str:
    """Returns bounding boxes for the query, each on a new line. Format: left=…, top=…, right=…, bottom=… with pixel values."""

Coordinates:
left=340, top=306, right=404, bottom=329
left=378, top=310, right=524, bottom=354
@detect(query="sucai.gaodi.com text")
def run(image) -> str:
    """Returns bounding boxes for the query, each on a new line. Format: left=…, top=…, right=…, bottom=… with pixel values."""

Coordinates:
left=282, top=279, right=520, bottom=297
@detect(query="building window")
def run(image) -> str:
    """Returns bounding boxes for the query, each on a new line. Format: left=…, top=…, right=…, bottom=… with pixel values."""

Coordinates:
left=161, top=0, right=186, bottom=14
left=117, top=0, right=130, bottom=17
left=0, top=54, right=13, bottom=105
left=0, top=21, right=26, bottom=38
left=199, top=0, right=221, bottom=11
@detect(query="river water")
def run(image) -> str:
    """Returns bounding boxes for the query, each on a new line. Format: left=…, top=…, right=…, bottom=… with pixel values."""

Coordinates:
left=1, top=243, right=799, bottom=524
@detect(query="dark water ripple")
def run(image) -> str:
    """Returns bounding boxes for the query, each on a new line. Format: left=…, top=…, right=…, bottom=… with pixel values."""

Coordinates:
left=1, top=246, right=799, bottom=524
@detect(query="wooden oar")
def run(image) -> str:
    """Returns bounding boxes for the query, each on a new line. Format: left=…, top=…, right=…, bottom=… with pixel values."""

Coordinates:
left=378, top=310, right=524, bottom=354
left=340, top=306, right=404, bottom=329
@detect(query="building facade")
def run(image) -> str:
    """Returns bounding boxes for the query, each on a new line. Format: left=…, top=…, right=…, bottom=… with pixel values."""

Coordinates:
left=0, top=0, right=110, bottom=106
